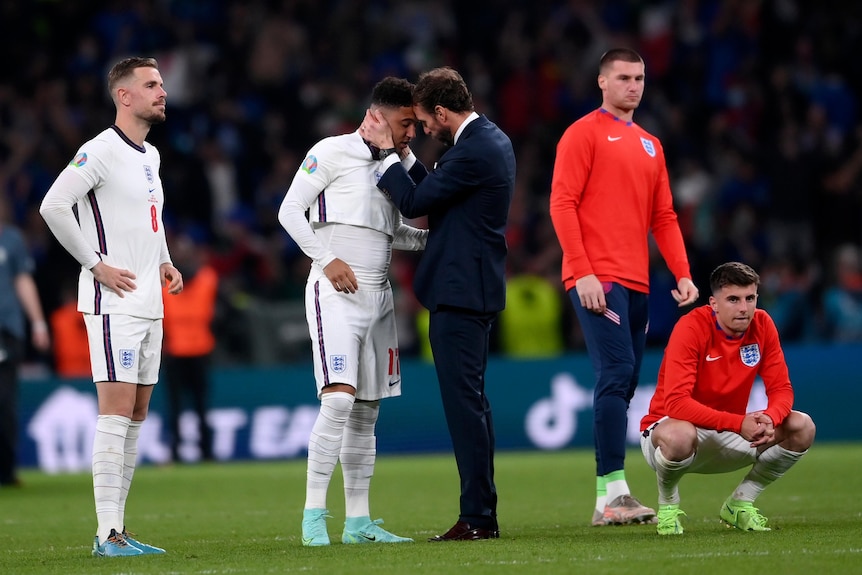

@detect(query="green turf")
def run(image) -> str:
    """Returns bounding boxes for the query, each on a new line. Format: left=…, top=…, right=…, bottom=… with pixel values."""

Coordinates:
left=1, top=444, right=860, bottom=574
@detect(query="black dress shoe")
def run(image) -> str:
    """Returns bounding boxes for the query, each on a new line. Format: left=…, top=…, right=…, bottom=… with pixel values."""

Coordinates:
left=428, top=521, right=500, bottom=541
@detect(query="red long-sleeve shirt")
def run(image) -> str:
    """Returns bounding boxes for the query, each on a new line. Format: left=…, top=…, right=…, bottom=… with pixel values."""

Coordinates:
left=550, top=108, right=690, bottom=293
left=641, top=306, right=794, bottom=433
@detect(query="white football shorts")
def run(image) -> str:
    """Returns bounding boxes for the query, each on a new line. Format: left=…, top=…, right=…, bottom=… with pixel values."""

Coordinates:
left=305, top=278, right=401, bottom=401
left=641, top=416, right=758, bottom=475
left=83, top=313, right=163, bottom=385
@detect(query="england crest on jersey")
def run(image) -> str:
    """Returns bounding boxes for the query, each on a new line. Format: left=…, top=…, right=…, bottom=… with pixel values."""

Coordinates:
left=739, top=344, right=760, bottom=367
left=330, top=354, right=347, bottom=374
left=120, top=349, right=136, bottom=369
left=640, top=137, right=656, bottom=157
left=144, top=165, right=154, bottom=184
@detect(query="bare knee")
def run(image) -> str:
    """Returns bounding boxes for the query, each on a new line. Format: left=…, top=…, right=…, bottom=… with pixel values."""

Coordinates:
left=131, top=405, right=149, bottom=421
left=652, top=419, right=697, bottom=461
left=778, top=410, right=815, bottom=452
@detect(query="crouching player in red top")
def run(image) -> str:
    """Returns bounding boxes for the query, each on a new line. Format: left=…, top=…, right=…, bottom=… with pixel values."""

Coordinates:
left=640, top=261, right=815, bottom=535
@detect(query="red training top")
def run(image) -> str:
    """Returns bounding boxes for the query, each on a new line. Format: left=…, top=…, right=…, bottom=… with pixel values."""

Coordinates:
left=641, top=305, right=794, bottom=433
left=550, top=108, right=690, bottom=293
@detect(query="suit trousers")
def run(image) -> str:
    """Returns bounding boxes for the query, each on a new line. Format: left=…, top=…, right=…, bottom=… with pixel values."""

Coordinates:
left=428, top=306, right=498, bottom=529
left=164, top=354, right=214, bottom=462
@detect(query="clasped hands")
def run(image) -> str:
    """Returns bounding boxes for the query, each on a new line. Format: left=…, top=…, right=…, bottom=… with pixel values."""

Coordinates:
left=741, top=410, right=775, bottom=448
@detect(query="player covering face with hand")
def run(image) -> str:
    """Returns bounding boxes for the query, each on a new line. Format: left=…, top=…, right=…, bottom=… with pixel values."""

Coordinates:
left=278, top=77, right=426, bottom=546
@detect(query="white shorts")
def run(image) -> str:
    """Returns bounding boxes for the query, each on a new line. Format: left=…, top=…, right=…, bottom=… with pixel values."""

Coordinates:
left=83, top=314, right=163, bottom=385
left=640, top=417, right=757, bottom=475
left=305, top=278, right=401, bottom=401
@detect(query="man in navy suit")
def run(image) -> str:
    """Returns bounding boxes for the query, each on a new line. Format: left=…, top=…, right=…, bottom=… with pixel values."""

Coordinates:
left=361, top=67, right=516, bottom=541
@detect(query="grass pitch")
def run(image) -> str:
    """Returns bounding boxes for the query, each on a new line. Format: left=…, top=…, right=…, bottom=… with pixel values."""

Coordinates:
left=1, top=444, right=860, bottom=574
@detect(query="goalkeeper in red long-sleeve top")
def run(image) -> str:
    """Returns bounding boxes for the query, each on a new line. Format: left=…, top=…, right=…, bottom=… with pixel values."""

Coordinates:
left=640, top=262, right=815, bottom=535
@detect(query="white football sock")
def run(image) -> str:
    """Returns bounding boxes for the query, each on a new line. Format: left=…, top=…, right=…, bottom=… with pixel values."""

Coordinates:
left=605, top=476, right=631, bottom=503
left=342, top=400, right=379, bottom=519
left=118, top=419, right=142, bottom=530
left=733, top=445, right=806, bottom=502
left=654, top=446, right=694, bottom=505
left=305, top=392, right=355, bottom=510
left=93, top=414, right=131, bottom=543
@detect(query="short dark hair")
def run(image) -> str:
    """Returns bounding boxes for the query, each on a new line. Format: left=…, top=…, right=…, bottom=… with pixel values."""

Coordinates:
left=108, top=57, right=159, bottom=94
left=599, top=48, right=643, bottom=74
left=709, top=262, right=761, bottom=294
left=371, top=77, right=414, bottom=108
left=413, top=67, right=474, bottom=114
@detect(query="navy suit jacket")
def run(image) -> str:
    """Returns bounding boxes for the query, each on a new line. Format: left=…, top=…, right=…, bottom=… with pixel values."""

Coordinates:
left=379, top=115, right=515, bottom=313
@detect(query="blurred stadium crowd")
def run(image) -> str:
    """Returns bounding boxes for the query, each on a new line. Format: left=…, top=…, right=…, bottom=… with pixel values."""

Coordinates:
left=2, top=0, right=862, bottom=368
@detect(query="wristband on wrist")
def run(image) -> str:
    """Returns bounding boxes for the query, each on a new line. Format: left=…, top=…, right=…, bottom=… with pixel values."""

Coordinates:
left=377, top=147, right=397, bottom=160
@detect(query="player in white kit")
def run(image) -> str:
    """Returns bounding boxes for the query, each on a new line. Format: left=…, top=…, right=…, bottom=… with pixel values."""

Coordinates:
left=279, top=77, right=427, bottom=546
left=40, top=57, right=182, bottom=558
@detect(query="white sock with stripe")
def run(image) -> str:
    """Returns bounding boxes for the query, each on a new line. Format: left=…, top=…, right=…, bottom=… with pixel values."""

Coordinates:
left=93, top=414, right=131, bottom=543
left=342, top=400, right=379, bottom=519
left=305, top=391, right=355, bottom=510
left=604, top=470, right=631, bottom=503
left=654, top=446, right=694, bottom=505
left=732, top=445, right=806, bottom=502
left=118, top=419, right=142, bottom=531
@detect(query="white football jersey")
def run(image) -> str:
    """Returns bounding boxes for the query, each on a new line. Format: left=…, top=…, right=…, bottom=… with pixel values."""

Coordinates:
left=45, top=126, right=171, bottom=319
left=279, top=130, right=426, bottom=287
left=298, top=131, right=401, bottom=234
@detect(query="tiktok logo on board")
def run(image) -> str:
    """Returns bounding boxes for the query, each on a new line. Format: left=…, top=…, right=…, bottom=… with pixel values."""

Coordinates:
left=524, top=373, right=769, bottom=450
left=525, top=373, right=593, bottom=450
left=524, top=373, right=659, bottom=450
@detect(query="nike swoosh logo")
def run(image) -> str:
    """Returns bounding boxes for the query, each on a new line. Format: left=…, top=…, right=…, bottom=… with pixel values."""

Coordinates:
left=388, top=379, right=401, bottom=387
left=706, top=355, right=722, bottom=362
left=607, top=136, right=622, bottom=141
left=361, top=533, right=376, bottom=541
left=148, top=188, right=156, bottom=194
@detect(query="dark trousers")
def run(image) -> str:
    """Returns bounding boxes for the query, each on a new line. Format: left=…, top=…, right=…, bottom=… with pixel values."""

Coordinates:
left=0, top=331, right=22, bottom=484
left=428, top=306, right=498, bottom=530
left=164, top=354, right=213, bottom=461
left=570, top=284, right=648, bottom=476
